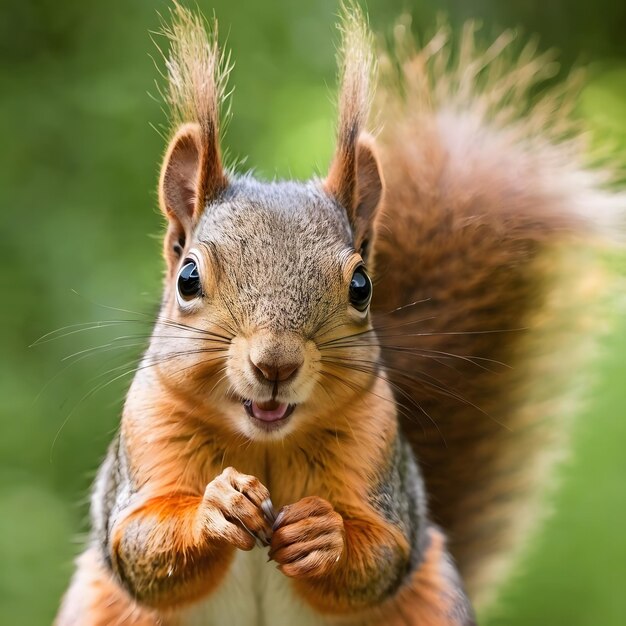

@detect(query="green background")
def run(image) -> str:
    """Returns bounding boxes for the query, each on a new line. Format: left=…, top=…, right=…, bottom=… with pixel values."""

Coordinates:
left=1, top=1, right=625, bottom=624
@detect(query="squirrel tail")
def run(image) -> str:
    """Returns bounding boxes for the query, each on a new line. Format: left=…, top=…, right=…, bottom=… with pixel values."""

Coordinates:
left=369, top=18, right=624, bottom=611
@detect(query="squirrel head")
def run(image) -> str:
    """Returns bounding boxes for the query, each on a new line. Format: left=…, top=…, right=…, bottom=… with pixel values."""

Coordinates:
left=146, top=5, right=384, bottom=441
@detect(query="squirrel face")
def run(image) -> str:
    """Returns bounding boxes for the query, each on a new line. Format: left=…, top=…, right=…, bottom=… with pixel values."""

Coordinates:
left=149, top=176, right=380, bottom=441
left=149, top=23, right=384, bottom=439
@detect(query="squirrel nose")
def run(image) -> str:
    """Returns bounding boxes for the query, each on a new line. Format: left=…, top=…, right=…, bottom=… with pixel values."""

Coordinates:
left=250, top=358, right=302, bottom=383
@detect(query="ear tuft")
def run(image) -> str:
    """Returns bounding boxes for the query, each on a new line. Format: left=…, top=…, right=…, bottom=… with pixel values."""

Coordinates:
left=156, top=5, right=231, bottom=271
left=325, top=4, right=382, bottom=255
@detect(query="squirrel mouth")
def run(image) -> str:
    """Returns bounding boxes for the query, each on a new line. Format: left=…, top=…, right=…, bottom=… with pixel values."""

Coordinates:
left=243, top=399, right=295, bottom=426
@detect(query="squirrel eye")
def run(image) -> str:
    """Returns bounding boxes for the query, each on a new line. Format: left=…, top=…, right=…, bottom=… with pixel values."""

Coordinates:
left=349, top=266, right=372, bottom=312
left=177, top=259, right=202, bottom=301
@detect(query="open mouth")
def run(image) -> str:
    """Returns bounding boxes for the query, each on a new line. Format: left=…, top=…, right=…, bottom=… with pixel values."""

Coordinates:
left=243, top=399, right=295, bottom=430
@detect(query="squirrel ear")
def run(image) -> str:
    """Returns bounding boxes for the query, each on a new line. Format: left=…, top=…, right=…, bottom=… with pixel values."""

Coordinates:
left=159, top=123, right=201, bottom=228
left=352, top=133, right=383, bottom=255
left=326, top=132, right=384, bottom=257
left=159, top=123, right=202, bottom=269
left=158, top=122, right=225, bottom=270
left=157, top=5, right=229, bottom=270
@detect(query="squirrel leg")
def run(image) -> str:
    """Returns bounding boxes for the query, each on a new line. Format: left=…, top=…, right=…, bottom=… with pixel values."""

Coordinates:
left=381, top=526, right=476, bottom=626
left=108, top=467, right=273, bottom=610
left=55, top=548, right=159, bottom=626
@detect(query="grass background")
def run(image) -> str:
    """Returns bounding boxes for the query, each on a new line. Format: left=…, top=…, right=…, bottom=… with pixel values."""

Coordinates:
left=0, top=0, right=624, bottom=623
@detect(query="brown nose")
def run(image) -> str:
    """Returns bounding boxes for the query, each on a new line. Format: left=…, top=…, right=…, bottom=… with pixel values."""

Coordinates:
left=250, top=358, right=302, bottom=383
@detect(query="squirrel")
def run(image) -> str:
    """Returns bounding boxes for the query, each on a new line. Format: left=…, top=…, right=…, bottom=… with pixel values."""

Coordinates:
left=55, top=4, right=623, bottom=626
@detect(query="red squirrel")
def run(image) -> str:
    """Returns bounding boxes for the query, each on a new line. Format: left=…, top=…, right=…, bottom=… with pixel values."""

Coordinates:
left=55, top=4, right=622, bottom=625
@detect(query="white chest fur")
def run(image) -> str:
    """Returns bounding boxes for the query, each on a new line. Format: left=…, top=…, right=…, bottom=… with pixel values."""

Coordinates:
left=180, top=548, right=332, bottom=626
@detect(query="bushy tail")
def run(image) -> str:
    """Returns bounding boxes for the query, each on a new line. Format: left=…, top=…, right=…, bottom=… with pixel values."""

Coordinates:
left=370, top=18, right=624, bottom=611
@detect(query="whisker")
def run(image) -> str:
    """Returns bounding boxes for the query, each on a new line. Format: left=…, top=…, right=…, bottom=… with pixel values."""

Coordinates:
left=154, top=317, right=233, bottom=342
left=380, top=327, right=528, bottom=338
left=317, top=368, right=435, bottom=441
left=319, top=319, right=527, bottom=350
left=33, top=340, right=143, bottom=404
left=61, top=339, right=149, bottom=363
left=375, top=298, right=432, bottom=316
left=317, top=315, right=439, bottom=348
left=322, top=355, right=510, bottom=432
left=322, top=355, right=469, bottom=410
left=309, top=302, right=358, bottom=341
left=32, top=317, right=233, bottom=348
left=31, top=320, right=140, bottom=346
left=323, top=343, right=509, bottom=371
left=49, top=348, right=230, bottom=460
left=321, top=362, right=448, bottom=444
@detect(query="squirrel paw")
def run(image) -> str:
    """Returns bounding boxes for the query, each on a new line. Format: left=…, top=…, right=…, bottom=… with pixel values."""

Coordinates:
left=202, top=467, right=274, bottom=551
left=269, top=496, right=344, bottom=578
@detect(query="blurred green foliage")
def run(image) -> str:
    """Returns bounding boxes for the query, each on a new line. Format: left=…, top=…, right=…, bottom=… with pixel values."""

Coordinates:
left=0, top=1, right=624, bottom=624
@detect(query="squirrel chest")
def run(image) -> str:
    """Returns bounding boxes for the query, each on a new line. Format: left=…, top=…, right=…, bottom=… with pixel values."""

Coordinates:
left=182, top=548, right=329, bottom=626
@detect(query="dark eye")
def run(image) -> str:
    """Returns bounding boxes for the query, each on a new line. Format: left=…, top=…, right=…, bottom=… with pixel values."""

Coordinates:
left=349, top=266, right=372, bottom=312
left=177, top=259, right=202, bottom=301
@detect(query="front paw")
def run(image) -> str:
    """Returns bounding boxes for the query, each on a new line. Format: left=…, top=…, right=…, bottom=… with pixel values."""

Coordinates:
left=269, top=496, right=344, bottom=579
left=202, top=467, right=274, bottom=551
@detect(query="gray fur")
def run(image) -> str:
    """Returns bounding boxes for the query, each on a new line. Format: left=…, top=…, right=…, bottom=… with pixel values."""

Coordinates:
left=366, top=428, right=475, bottom=621
left=91, top=434, right=135, bottom=570
left=369, top=432, right=428, bottom=573
left=193, top=177, right=355, bottom=334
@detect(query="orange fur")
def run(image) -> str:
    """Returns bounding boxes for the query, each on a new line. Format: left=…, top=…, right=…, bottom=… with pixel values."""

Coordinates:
left=110, top=493, right=234, bottom=609
left=121, top=372, right=411, bottom=612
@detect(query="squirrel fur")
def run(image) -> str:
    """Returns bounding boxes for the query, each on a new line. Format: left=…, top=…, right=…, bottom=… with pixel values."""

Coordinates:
left=55, top=4, right=623, bottom=625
